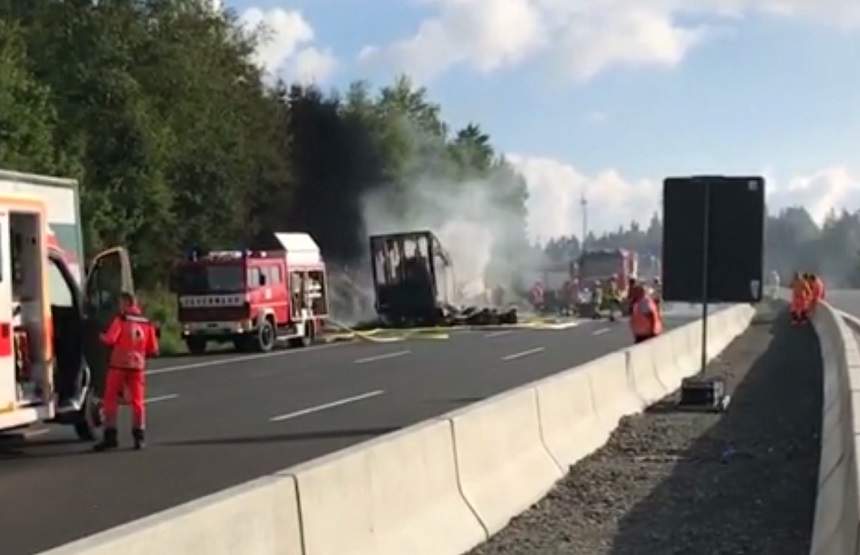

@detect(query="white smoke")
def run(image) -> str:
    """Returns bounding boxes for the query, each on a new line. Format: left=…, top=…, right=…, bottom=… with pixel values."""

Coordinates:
left=361, top=174, right=527, bottom=304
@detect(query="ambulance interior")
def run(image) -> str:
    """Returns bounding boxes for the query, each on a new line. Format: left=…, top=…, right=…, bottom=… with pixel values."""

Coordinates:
left=48, top=251, right=83, bottom=405
left=10, top=212, right=48, bottom=403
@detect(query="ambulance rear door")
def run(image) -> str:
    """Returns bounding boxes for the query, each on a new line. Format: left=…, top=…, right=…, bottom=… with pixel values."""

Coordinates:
left=82, top=248, right=134, bottom=397
left=0, top=210, right=15, bottom=416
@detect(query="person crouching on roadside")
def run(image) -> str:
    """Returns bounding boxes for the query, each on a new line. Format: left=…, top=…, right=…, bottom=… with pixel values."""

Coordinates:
left=629, top=283, right=663, bottom=344
left=790, top=272, right=812, bottom=325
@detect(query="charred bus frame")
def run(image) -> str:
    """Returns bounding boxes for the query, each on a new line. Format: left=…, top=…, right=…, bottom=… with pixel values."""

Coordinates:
left=369, top=231, right=454, bottom=326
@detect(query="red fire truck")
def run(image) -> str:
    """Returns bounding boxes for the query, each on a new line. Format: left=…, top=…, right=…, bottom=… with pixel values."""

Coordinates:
left=577, top=248, right=639, bottom=295
left=173, top=233, right=329, bottom=354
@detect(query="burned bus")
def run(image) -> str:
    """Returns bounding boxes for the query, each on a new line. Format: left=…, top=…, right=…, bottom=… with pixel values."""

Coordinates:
left=370, top=231, right=454, bottom=326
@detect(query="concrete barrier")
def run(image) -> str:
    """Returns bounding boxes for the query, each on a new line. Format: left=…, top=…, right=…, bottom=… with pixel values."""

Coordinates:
left=535, top=363, right=611, bottom=469
left=289, top=419, right=486, bottom=555
left=670, top=323, right=704, bottom=378
left=627, top=341, right=668, bottom=405
left=809, top=305, right=860, bottom=555
left=42, top=304, right=756, bottom=555
left=654, top=328, right=685, bottom=391
left=41, top=475, right=303, bottom=555
left=585, top=351, right=645, bottom=431
left=449, top=386, right=563, bottom=536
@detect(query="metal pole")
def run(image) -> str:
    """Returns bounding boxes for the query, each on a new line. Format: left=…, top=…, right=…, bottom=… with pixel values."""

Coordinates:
left=581, top=192, right=588, bottom=249
left=701, top=180, right=711, bottom=375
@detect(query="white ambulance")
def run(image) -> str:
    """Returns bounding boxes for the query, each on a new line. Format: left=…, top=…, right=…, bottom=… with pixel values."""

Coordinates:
left=0, top=170, right=134, bottom=440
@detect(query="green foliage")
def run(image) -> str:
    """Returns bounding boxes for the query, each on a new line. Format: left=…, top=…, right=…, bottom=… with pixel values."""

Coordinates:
left=1, top=1, right=531, bottom=302
left=137, top=287, right=184, bottom=355
left=0, top=20, right=65, bottom=174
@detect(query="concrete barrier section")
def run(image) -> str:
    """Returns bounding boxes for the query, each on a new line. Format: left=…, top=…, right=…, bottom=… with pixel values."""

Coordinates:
left=672, top=323, right=700, bottom=377
left=450, top=387, right=563, bottom=536
left=40, top=304, right=757, bottom=555
left=809, top=303, right=860, bottom=555
left=41, top=475, right=303, bottom=555
left=653, top=328, right=685, bottom=391
left=584, top=351, right=645, bottom=431
left=627, top=341, right=668, bottom=405
left=290, top=419, right=486, bottom=555
left=536, top=366, right=611, bottom=469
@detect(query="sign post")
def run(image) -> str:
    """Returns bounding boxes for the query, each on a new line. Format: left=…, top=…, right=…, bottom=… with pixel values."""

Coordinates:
left=662, top=176, right=765, bottom=410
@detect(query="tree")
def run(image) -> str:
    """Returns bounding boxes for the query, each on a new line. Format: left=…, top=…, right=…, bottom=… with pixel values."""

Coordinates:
left=0, top=20, right=67, bottom=174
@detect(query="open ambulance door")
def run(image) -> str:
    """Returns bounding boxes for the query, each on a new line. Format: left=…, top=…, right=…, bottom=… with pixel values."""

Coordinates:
left=82, top=248, right=134, bottom=400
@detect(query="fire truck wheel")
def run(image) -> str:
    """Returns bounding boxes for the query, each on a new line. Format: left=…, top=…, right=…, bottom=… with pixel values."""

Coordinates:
left=186, top=338, right=207, bottom=355
left=256, top=319, right=276, bottom=352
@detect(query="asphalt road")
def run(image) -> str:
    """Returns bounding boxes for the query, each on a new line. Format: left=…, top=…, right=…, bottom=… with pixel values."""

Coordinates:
left=825, top=289, right=860, bottom=319
left=0, top=310, right=700, bottom=554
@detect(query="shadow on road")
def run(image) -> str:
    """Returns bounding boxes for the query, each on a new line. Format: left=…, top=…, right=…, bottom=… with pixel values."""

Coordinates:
left=162, top=426, right=401, bottom=447
left=609, top=311, right=822, bottom=554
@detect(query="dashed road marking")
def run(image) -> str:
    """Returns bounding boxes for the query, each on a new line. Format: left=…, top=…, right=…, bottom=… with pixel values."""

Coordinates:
left=353, top=350, right=412, bottom=365
left=147, top=343, right=343, bottom=376
left=593, top=328, right=612, bottom=336
left=502, top=347, right=546, bottom=361
left=270, top=390, right=385, bottom=422
left=145, top=394, right=179, bottom=404
left=485, top=330, right=514, bottom=338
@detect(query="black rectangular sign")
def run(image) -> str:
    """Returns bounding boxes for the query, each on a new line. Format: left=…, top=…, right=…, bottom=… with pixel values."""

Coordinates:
left=662, top=176, right=765, bottom=303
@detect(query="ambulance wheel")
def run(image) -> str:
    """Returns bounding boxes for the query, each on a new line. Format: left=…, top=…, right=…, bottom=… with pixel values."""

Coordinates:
left=74, top=393, right=100, bottom=441
left=256, top=319, right=276, bottom=352
left=186, top=338, right=207, bottom=355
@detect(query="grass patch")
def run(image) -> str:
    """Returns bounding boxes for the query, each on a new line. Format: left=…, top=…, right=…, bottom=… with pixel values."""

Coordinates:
left=138, top=288, right=185, bottom=356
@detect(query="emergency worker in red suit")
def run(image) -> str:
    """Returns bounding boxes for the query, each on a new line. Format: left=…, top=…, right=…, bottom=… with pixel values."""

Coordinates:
left=94, top=292, right=159, bottom=451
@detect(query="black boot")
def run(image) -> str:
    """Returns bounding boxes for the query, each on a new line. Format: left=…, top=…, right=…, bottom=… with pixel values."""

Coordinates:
left=94, top=428, right=118, bottom=452
left=132, top=428, right=145, bottom=451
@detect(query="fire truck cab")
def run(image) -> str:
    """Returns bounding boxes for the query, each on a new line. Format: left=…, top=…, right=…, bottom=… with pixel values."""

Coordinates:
left=173, top=233, right=329, bottom=354
left=0, top=194, right=134, bottom=439
left=577, top=248, right=639, bottom=295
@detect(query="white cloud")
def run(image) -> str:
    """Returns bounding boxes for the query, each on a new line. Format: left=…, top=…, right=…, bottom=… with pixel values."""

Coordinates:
left=510, top=155, right=860, bottom=241
left=241, top=8, right=337, bottom=85
left=359, top=0, right=545, bottom=81
left=508, top=154, right=660, bottom=242
left=360, top=0, right=860, bottom=82
left=770, top=167, right=860, bottom=225
left=287, top=47, right=338, bottom=85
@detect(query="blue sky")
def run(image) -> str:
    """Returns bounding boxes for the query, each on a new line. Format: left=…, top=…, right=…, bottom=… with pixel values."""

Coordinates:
left=226, top=0, right=860, bottom=239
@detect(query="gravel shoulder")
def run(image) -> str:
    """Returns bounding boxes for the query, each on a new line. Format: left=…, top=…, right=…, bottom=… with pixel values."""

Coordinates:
left=471, top=306, right=822, bottom=555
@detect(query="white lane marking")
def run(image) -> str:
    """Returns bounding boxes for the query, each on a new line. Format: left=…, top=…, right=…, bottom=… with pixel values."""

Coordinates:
left=593, top=328, right=611, bottom=336
left=502, top=347, right=545, bottom=361
left=270, top=390, right=385, bottom=422
left=353, top=350, right=411, bottom=365
left=145, top=394, right=179, bottom=404
left=26, top=428, right=51, bottom=438
left=147, top=343, right=342, bottom=376
left=485, top=330, right=514, bottom=338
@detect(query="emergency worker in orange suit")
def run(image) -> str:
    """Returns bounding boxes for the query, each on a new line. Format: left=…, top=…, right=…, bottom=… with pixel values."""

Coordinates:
left=790, top=273, right=812, bottom=325
left=629, top=283, right=663, bottom=344
left=94, top=292, right=159, bottom=451
left=806, top=273, right=826, bottom=317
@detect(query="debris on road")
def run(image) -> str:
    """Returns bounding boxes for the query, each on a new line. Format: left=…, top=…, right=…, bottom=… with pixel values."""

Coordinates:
left=471, top=307, right=822, bottom=555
